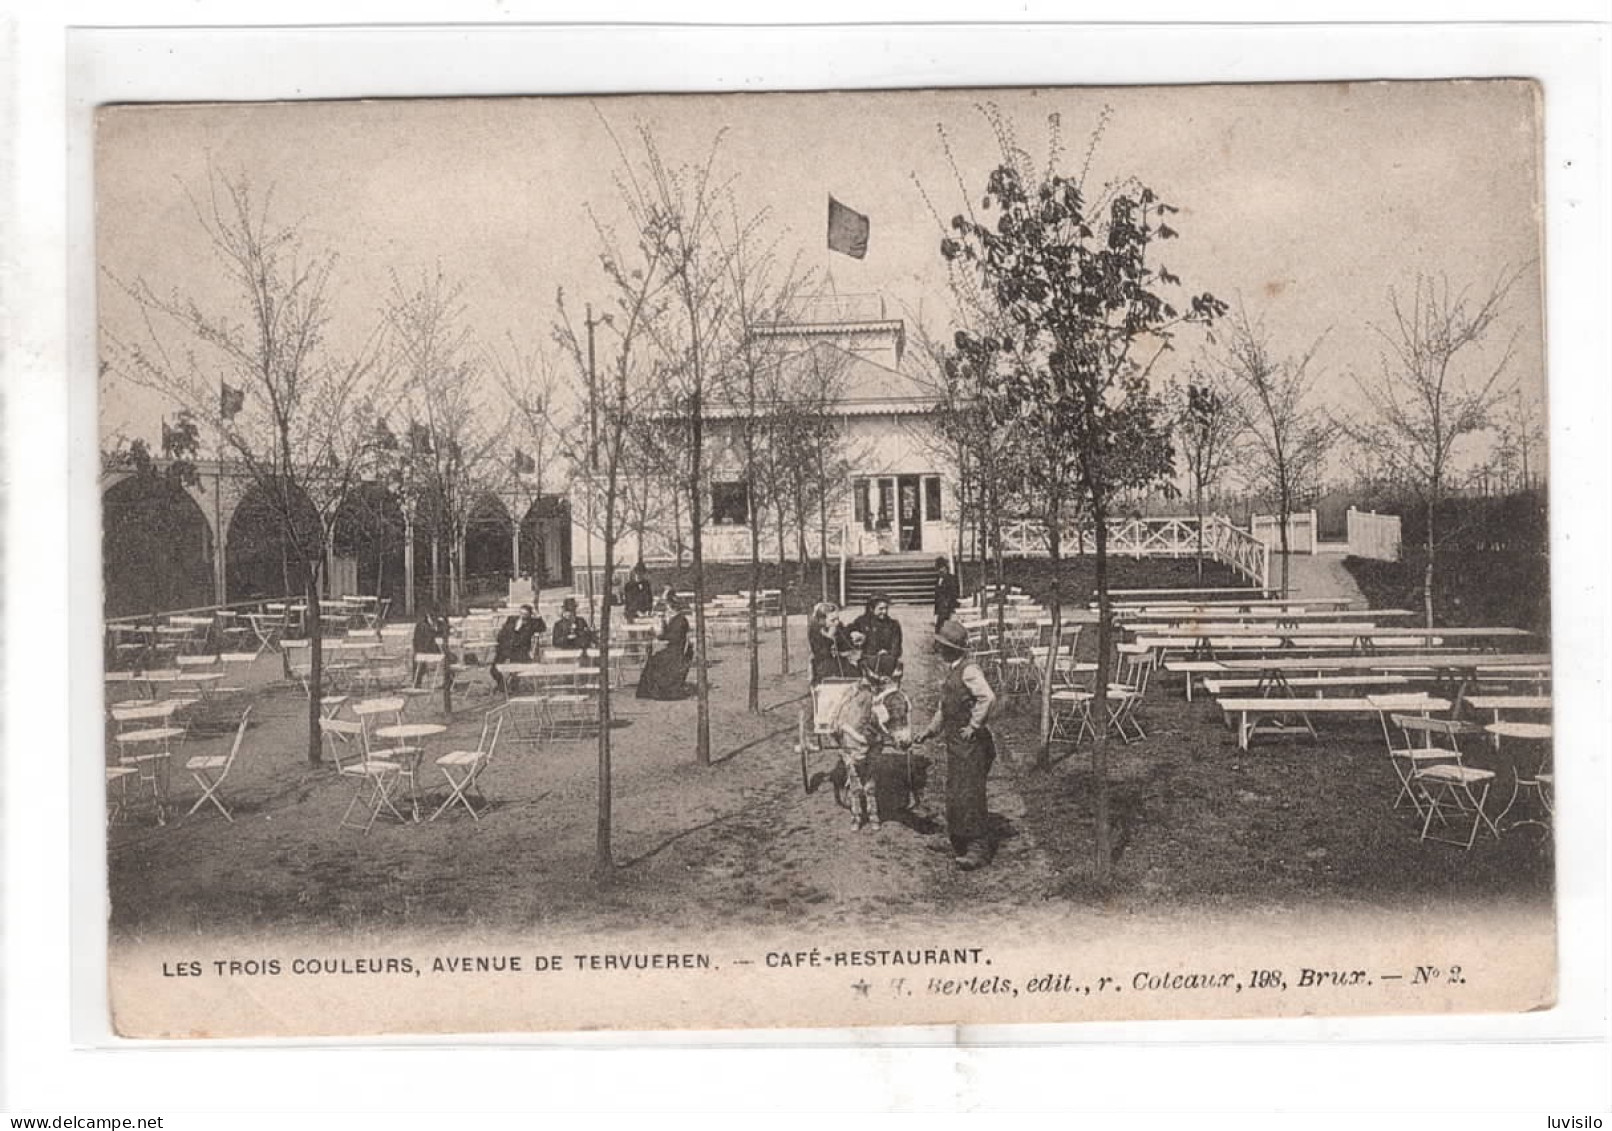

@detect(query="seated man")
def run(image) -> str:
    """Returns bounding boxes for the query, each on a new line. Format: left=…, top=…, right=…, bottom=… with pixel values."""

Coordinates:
left=551, top=597, right=597, bottom=651
left=491, top=605, right=545, bottom=692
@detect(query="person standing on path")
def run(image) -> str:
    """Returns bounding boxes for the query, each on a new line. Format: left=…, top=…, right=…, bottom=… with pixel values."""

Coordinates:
left=933, top=556, right=960, bottom=633
left=916, top=619, right=998, bottom=870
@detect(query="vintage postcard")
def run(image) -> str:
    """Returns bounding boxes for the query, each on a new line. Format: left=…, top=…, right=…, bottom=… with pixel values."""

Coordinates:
left=95, top=81, right=1553, bottom=1038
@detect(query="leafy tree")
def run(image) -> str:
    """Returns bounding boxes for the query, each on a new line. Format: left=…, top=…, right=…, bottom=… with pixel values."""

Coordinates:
left=942, top=111, right=1223, bottom=878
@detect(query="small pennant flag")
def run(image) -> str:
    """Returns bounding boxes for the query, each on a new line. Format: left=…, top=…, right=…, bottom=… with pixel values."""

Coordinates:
left=827, top=196, right=869, bottom=260
left=513, top=448, right=537, bottom=475
left=220, top=382, right=245, bottom=419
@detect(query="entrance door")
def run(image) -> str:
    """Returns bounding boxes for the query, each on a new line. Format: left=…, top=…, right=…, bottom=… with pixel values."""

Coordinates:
left=897, top=475, right=922, bottom=551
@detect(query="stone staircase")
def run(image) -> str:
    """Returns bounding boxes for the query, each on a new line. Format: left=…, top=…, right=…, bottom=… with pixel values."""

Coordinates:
left=844, top=553, right=938, bottom=606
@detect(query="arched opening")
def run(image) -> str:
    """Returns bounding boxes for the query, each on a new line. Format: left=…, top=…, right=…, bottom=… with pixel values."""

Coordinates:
left=102, top=475, right=214, bottom=618
left=226, top=479, right=322, bottom=601
left=463, top=493, right=514, bottom=605
left=332, top=483, right=407, bottom=610
left=519, top=495, right=573, bottom=587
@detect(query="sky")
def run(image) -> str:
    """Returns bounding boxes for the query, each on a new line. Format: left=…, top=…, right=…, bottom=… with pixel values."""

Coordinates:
left=96, top=81, right=1547, bottom=475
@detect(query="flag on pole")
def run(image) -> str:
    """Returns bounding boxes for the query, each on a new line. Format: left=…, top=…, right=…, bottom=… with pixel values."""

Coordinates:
left=513, top=448, right=537, bottom=475
left=827, top=196, right=870, bottom=259
left=220, top=382, right=245, bottom=419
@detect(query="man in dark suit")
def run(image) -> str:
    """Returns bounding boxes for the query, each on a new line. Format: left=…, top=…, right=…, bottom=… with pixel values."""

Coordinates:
left=933, top=556, right=960, bottom=633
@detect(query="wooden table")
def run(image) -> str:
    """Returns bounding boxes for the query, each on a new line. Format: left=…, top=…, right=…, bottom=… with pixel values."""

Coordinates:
left=1122, top=608, right=1415, bottom=626
left=1134, top=625, right=1532, bottom=659
left=374, top=722, right=447, bottom=821
left=1215, top=653, right=1553, bottom=701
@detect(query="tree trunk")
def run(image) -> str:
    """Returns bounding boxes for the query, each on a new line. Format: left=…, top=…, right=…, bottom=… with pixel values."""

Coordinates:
left=305, top=570, right=324, bottom=766
left=595, top=464, right=618, bottom=883
left=1277, top=489, right=1292, bottom=599
left=777, top=500, right=791, bottom=676
left=1423, top=496, right=1436, bottom=632
left=1091, top=495, right=1113, bottom=882
left=431, top=535, right=442, bottom=605
left=746, top=487, right=761, bottom=714
left=991, top=481, right=1007, bottom=653
left=1038, top=511, right=1061, bottom=769
left=818, top=475, right=830, bottom=602
left=689, top=394, right=711, bottom=766
left=1194, top=481, right=1205, bottom=585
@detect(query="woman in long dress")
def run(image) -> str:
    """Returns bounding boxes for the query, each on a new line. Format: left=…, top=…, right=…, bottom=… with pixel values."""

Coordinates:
left=635, top=598, right=693, bottom=700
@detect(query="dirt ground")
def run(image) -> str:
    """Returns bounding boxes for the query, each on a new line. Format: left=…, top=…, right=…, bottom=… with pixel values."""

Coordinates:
left=106, top=603, right=1554, bottom=945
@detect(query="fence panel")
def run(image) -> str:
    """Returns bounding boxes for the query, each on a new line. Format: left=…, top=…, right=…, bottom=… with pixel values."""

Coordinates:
left=1250, top=510, right=1317, bottom=554
left=1347, top=508, right=1402, bottom=562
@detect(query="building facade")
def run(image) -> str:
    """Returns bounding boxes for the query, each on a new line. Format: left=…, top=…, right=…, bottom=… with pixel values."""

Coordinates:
left=567, top=294, right=959, bottom=575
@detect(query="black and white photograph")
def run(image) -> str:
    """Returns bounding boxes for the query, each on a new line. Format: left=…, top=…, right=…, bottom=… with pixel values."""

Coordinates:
left=92, top=81, right=1557, bottom=1038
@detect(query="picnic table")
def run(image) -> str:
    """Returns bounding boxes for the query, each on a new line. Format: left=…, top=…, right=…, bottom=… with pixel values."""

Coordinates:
left=1219, top=693, right=1452, bottom=751
left=1121, top=608, right=1415, bottom=627
left=1109, top=597, right=1355, bottom=617
left=1215, top=652, right=1553, bottom=702
left=1133, top=624, right=1531, bottom=659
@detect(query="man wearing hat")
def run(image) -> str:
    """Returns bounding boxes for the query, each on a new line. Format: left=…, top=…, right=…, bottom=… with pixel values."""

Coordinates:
left=551, top=597, right=596, bottom=650
left=490, top=604, right=544, bottom=693
left=933, top=556, right=960, bottom=633
left=916, top=619, right=999, bottom=870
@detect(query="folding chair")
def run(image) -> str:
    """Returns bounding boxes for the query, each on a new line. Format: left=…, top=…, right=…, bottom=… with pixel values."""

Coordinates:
left=1048, top=687, right=1096, bottom=745
left=111, top=704, right=186, bottom=825
left=1105, top=645, right=1156, bottom=743
left=431, top=705, right=506, bottom=822
left=106, top=766, right=138, bottom=828
left=405, top=653, right=446, bottom=709
left=1392, top=714, right=1498, bottom=850
left=320, top=717, right=405, bottom=833
left=183, top=706, right=253, bottom=821
left=1000, top=627, right=1040, bottom=693
left=215, top=652, right=258, bottom=698
left=246, top=612, right=283, bottom=660
left=354, top=696, right=422, bottom=806
left=1370, top=694, right=1451, bottom=819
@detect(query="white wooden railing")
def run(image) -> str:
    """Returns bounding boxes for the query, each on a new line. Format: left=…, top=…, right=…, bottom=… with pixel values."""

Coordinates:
left=993, top=514, right=1269, bottom=590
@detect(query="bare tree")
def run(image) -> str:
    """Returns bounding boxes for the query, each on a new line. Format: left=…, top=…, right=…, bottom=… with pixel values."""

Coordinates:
left=1172, top=365, right=1246, bottom=583
left=1339, top=271, right=1523, bottom=626
left=102, top=170, right=393, bottom=765
left=490, top=334, right=564, bottom=592
left=714, top=207, right=809, bottom=711
left=604, top=121, right=741, bottom=768
left=1220, top=305, right=1334, bottom=599
left=385, top=268, right=509, bottom=622
left=552, top=263, right=669, bottom=879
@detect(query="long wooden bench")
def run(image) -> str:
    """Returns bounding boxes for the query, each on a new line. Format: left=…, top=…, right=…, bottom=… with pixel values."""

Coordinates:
left=1217, top=694, right=1450, bottom=751
left=1162, top=660, right=1227, bottom=702
left=1201, top=674, right=1411, bottom=696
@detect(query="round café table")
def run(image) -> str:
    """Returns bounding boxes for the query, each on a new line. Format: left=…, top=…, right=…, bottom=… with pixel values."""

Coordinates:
left=374, top=722, right=447, bottom=821
left=1484, top=721, right=1553, bottom=833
